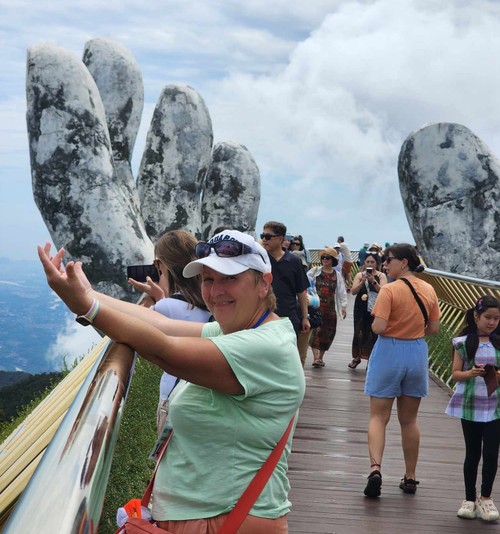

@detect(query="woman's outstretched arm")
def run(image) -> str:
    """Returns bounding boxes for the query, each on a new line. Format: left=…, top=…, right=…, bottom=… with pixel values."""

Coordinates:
left=39, top=244, right=202, bottom=337
left=37, top=244, right=241, bottom=393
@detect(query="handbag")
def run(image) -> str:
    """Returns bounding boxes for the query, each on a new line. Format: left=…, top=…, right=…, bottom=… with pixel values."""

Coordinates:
left=116, top=417, right=295, bottom=534
left=306, top=276, right=320, bottom=309
left=399, top=277, right=428, bottom=326
left=364, top=279, right=378, bottom=313
left=308, top=307, right=323, bottom=329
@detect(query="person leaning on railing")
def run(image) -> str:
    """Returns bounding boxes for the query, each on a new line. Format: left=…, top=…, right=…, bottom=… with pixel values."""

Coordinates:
left=38, top=229, right=304, bottom=533
left=127, top=230, right=212, bottom=435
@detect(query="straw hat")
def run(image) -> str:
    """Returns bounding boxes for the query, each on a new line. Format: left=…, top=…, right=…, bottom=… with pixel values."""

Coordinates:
left=319, top=247, right=339, bottom=266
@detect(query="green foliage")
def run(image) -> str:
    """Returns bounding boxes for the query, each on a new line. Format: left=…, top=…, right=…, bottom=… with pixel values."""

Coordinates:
left=427, top=321, right=458, bottom=386
left=0, top=371, right=32, bottom=388
left=0, top=373, right=64, bottom=443
left=0, top=372, right=65, bottom=423
left=99, top=357, right=162, bottom=534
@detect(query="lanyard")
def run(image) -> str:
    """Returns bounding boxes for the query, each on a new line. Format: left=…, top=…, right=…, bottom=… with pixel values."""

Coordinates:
left=251, top=308, right=271, bottom=329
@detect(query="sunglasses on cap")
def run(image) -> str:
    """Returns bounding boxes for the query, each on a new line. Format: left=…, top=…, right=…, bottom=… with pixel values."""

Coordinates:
left=260, top=232, right=282, bottom=241
left=196, top=240, right=265, bottom=261
left=321, top=255, right=333, bottom=261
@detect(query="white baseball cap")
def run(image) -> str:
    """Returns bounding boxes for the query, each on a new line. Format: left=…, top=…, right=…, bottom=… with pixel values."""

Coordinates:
left=183, top=230, right=272, bottom=278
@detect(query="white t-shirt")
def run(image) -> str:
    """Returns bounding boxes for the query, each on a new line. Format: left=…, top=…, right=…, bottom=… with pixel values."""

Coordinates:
left=339, top=243, right=352, bottom=262
left=152, top=296, right=212, bottom=399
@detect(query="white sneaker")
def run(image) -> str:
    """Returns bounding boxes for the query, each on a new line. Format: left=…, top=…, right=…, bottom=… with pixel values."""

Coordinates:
left=457, top=500, right=476, bottom=519
left=476, top=497, right=499, bottom=521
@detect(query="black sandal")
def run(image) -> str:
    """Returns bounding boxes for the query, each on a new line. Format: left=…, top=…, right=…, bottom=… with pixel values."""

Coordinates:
left=348, top=358, right=361, bottom=369
left=399, top=475, right=419, bottom=494
left=364, top=469, right=382, bottom=498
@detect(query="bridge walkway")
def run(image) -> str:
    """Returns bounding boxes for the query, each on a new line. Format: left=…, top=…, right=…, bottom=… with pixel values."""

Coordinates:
left=287, top=294, right=499, bottom=533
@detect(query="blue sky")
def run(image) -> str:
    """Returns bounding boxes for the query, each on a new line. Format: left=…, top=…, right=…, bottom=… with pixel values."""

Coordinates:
left=3, top=0, right=500, bottom=260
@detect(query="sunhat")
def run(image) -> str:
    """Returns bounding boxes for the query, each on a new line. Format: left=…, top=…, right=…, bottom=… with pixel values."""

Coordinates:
left=318, top=247, right=339, bottom=266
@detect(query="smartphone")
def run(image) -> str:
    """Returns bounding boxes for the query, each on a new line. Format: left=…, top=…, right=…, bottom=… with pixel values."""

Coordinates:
left=366, top=267, right=373, bottom=274
left=127, top=264, right=160, bottom=283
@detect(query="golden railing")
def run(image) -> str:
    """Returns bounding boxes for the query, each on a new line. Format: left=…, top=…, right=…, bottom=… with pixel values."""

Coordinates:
left=418, top=268, right=500, bottom=386
left=309, top=248, right=500, bottom=386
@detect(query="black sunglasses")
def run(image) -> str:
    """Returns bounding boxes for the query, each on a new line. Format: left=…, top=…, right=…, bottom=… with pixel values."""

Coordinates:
left=196, top=240, right=264, bottom=261
left=321, top=255, right=333, bottom=261
left=260, top=233, right=282, bottom=241
left=291, top=242, right=301, bottom=246
left=385, top=256, right=398, bottom=264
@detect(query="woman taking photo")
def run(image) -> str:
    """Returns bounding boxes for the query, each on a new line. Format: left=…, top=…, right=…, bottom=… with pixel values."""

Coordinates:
left=38, top=229, right=305, bottom=533
left=349, top=252, right=387, bottom=369
left=307, top=247, right=347, bottom=368
left=363, top=243, right=440, bottom=498
left=128, top=230, right=212, bottom=434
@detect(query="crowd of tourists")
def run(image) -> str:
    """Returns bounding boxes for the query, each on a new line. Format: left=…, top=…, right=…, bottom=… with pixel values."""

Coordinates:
left=37, top=223, right=500, bottom=531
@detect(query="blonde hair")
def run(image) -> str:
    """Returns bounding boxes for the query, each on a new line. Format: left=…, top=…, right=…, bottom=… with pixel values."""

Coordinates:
left=155, top=230, right=207, bottom=310
left=250, top=270, right=277, bottom=311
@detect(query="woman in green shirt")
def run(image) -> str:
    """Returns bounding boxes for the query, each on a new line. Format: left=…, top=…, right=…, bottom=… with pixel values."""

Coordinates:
left=38, top=229, right=305, bottom=533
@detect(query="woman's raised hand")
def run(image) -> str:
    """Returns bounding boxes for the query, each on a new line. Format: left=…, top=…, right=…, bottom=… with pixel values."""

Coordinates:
left=37, top=243, right=93, bottom=315
left=128, top=277, right=165, bottom=302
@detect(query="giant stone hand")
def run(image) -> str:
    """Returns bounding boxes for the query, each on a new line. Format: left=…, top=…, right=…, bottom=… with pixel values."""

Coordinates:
left=398, top=122, right=500, bottom=280
left=26, top=38, right=261, bottom=300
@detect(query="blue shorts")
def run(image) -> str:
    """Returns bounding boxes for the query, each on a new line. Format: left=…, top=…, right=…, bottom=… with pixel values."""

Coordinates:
left=364, top=336, right=429, bottom=398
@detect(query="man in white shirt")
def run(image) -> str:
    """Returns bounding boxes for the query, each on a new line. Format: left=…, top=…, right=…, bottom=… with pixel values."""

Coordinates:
left=337, top=236, right=353, bottom=290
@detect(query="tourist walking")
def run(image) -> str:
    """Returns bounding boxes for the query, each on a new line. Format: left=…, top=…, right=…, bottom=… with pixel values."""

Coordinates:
left=261, top=221, right=310, bottom=338
left=363, top=243, right=440, bottom=498
left=349, top=252, right=387, bottom=370
left=337, top=236, right=353, bottom=289
left=307, top=248, right=347, bottom=368
left=446, top=295, right=500, bottom=521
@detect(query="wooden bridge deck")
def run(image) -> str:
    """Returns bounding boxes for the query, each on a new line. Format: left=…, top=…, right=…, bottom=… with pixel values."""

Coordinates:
left=287, top=294, right=499, bottom=533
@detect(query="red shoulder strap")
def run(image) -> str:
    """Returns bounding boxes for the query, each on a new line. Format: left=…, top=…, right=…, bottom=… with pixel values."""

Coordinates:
left=217, top=416, right=295, bottom=534
left=132, top=416, right=295, bottom=533
left=141, top=432, right=172, bottom=507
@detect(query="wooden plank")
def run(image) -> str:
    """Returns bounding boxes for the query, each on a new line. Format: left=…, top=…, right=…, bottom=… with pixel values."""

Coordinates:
left=288, top=294, right=499, bottom=533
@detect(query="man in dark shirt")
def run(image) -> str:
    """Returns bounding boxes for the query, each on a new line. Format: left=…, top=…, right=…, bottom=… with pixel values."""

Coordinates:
left=261, top=221, right=310, bottom=335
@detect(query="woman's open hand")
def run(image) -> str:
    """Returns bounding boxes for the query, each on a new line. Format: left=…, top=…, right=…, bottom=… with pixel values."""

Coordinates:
left=37, top=243, right=93, bottom=316
left=128, top=277, right=165, bottom=302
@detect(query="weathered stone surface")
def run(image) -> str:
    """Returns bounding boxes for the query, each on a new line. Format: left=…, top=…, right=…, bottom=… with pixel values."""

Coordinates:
left=398, top=122, right=500, bottom=280
left=26, top=43, right=153, bottom=300
left=83, top=38, right=144, bottom=214
left=201, top=141, right=261, bottom=240
left=27, top=39, right=262, bottom=301
left=137, top=83, right=213, bottom=240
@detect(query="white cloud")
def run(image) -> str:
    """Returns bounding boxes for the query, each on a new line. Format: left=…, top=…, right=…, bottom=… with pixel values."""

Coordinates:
left=202, top=0, right=500, bottom=247
left=45, top=313, right=102, bottom=370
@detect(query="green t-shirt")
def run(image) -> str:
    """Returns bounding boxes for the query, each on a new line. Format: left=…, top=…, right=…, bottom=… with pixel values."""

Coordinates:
left=152, top=318, right=305, bottom=520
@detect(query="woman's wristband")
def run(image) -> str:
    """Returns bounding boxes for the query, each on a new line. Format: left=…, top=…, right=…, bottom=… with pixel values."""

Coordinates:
left=75, top=299, right=101, bottom=326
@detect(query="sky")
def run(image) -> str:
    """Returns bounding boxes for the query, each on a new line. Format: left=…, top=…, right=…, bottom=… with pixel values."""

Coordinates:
left=3, top=0, right=500, bottom=260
